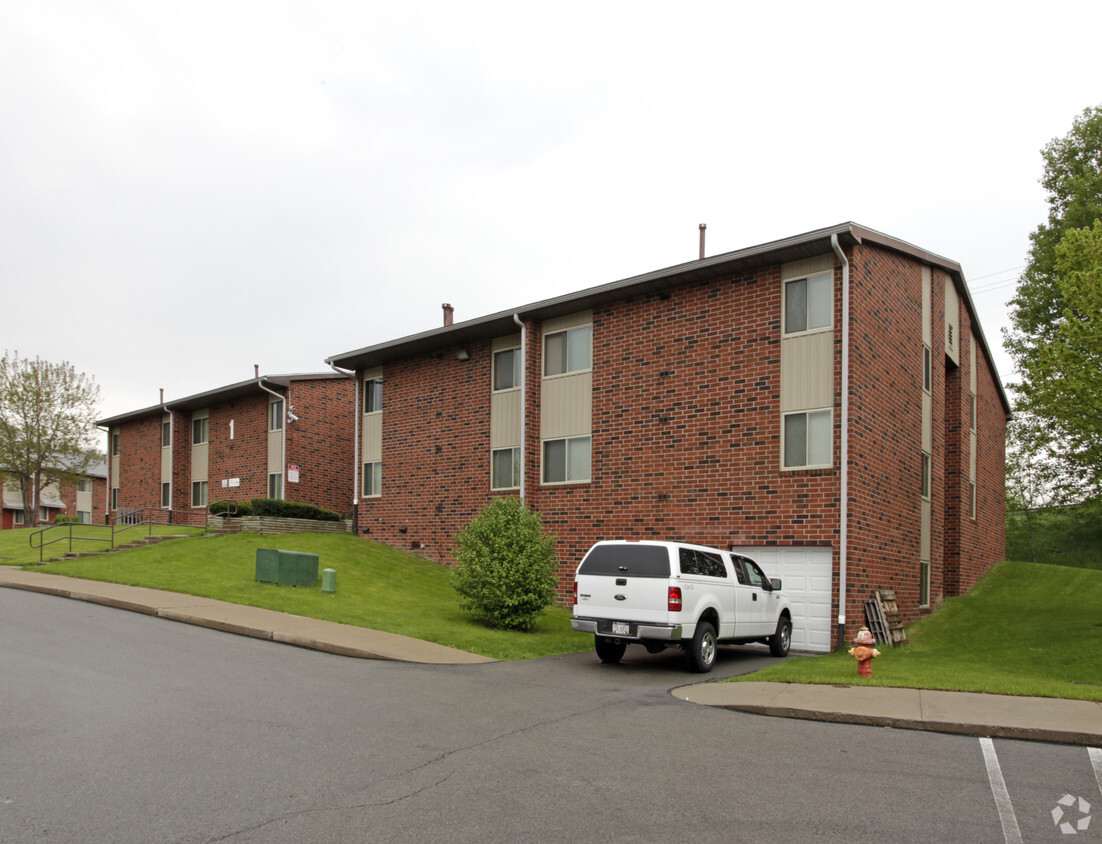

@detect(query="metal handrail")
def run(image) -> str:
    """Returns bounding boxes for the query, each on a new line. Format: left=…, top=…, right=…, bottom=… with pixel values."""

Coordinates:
left=29, top=523, right=112, bottom=563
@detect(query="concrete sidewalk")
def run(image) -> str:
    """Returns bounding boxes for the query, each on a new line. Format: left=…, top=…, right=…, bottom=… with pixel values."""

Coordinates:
left=674, top=680, right=1102, bottom=746
left=0, top=568, right=493, bottom=665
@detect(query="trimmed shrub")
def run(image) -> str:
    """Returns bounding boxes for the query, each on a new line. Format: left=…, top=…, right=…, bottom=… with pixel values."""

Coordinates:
left=451, top=497, right=557, bottom=631
left=53, top=514, right=79, bottom=524
left=248, top=498, right=341, bottom=521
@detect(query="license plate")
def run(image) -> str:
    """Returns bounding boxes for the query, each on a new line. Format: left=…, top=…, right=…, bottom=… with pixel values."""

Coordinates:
left=612, top=621, right=630, bottom=635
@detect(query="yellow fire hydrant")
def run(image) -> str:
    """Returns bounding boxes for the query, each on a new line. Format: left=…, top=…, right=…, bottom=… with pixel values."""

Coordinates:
left=848, top=627, right=881, bottom=677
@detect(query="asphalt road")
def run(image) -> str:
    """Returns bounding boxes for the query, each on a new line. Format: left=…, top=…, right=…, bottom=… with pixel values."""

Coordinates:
left=2, top=589, right=1099, bottom=843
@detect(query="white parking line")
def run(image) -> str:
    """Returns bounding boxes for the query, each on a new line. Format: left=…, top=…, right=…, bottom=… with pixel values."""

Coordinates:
left=980, top=737, right=1023, bottom=844
left=1091, top=747, right=1102, bottom=795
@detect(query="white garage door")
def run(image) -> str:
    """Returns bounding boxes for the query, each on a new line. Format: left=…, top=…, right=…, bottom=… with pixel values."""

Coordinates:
left=731, top=546, right=833, bottom=653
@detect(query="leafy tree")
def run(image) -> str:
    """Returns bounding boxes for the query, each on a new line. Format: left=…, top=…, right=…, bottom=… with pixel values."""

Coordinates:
left=1006, top=106, right=1102, bottom=493
left=0, top=351, right=101, bottom=526
left=451, top=497, right=557, bottom=631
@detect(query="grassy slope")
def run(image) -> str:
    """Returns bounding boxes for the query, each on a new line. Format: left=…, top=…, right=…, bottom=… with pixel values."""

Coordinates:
left=728, top=560, right=1102, bottom=700
left=16, top=531, right=591, bottom=661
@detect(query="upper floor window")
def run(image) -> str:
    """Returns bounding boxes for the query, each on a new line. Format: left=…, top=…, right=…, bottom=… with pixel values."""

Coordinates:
left=364, top=379, right=383, bottom=413
left=542, top=435, right=591, bottom=484
left=192, top=416, right=209, bottom=445
left=269, top=400, right=284, bottom=432
left=544, top=325, right=592, bottom=377
left=493, top=348, right=521, bottom=391
left=111, top=432, right=120, bottom=456
left=921, top=451, right=931, bottom=500
left=77, top=478, right=92, bottom=493
left=923, top=344, right=932, bottom=393
left=784, top=272, right=832, bottom=335
left=970, top=394, right=977, bottom=431
left=162, top=420, right=171, bottom=447
left=783, top=410, right=831, bottom=469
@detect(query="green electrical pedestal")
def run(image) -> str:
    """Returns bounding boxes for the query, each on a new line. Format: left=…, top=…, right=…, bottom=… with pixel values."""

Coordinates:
left=255, top=549, right=319, bottom=587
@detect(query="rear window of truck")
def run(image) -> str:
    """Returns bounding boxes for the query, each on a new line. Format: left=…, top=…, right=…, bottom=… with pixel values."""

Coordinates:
left=578, top=544, right=671, bottom=577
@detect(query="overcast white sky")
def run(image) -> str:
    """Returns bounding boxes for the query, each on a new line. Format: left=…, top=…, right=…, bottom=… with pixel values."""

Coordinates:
left=3, top=1, right=1100, bottom=424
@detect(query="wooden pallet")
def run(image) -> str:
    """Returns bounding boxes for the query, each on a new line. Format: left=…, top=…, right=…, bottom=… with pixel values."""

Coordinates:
left=863, top=598, right=891, bottom=647
left=876, top=589, right=908, bottom=646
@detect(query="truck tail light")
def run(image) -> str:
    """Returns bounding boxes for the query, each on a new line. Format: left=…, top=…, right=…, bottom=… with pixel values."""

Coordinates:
left=573, top=580, right=578, bottom=607
left=668, top=586, right=682, bottom=613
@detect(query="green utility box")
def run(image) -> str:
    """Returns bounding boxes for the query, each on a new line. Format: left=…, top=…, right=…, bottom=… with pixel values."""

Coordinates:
left=255, top=548, right=319, bottom=587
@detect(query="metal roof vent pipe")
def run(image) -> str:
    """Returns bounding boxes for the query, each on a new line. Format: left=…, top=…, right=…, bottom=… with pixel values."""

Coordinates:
left=442, top=303, right=454, bottom=326
left=699, top=223, right=706, bottom=259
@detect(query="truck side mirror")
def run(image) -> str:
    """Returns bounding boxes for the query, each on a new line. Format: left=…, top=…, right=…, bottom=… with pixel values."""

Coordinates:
left=770, top=578, right=782, bottom=591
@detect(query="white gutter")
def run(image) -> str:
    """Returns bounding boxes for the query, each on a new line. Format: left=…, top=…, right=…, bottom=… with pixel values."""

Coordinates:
left=831, top=233, right=850, bottom=647
left=328, top=360, right=360, bottom=515
left=513, top=313, right=526, bottom=501
left=255, top=372, right=287, bottom=499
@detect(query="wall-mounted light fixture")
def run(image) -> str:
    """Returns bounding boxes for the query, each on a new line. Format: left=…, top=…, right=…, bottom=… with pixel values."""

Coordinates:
left=456, top=349, right=470, bottom=361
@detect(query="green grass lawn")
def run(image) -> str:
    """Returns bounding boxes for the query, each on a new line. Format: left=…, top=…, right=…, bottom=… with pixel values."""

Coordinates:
left=727, top=560, right=1102, bottom=701
left=20, top=532, right=591, bottom=661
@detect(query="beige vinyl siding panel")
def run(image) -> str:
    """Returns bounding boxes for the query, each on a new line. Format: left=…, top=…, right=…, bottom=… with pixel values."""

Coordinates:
left=540, top=373, right=592, bottom=439
left=76, top=488, right=92, bottom=513
left=781, top=253, right=834, bottom=282
left=492, top=334, right=521, bottom=354
left=542, top=309, right=591, bottom=336
left=362, top=412, right=382, bottom=463
left=267, top=428, right=282, bottom=475
left=921, top=499, right=932, bottom=561
left=780, top=331, right=833, bottom=411
left=944, top=276, right=960, bottom=365
left=491, top=390, right=521, bottom=448
left=922, top=267, right=933, bottom=453
left=192, top=442, right=208, bottom=481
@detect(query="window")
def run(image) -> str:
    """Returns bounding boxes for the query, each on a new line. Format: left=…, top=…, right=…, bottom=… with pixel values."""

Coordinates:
left=923, top=344, right=932, bottom=393
left=970, top=481, right=976, bottom=519
left=77, top=510, right=91, bottom=525
left=162, top=420, right=171, bottom=447
left=161, top=482, right=171, bottom=508
left=268, top=472, right=282, bottom=500
left=491, top=447, right=520, bottom=490
left=13, top=510, right=24, bottom=525
left=739, top=558, right=768, bottom=588
left=111, top=432, right=120, bottom=456
left=678, top=548, right=727, bottom=578
left=362, top=462, right=382, bottom=497
left=364, top=379, right=383, bottom=413
left=542, top=436, right=591, bottom=484
left=970, top=394, right=977, bottom=431
left=191, top=480, right=208, bottom=508
left=192, top=416, right=209, bottom=445
left=269, top=400, right=284, bottom=432
left=77, top=478, right=92, bottom=493
left=493, top=348, right=521, bottom=391
left=920, top=559, right=931, bottom=607
left=784, top=272, right=832, bottom=334
left=39, top=506, right=50, bottom=522
left=921, top=452, right=931, bottom=500
left=783, top=410, right=831, bottom=469
left=544, top=325, right=592, bottom=376
left=110, top=488, right=119, bottom=511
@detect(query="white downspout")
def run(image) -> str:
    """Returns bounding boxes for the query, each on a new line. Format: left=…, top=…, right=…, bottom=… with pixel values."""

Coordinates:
left=255, top=371, right=287, bottom=499
left=328, top=361, right=360, bottom=521
left=831, top=233, right=850, bottom=648
left=513, top=313, right=527, bottom=501
left=161, top=389, right=173, bottom=517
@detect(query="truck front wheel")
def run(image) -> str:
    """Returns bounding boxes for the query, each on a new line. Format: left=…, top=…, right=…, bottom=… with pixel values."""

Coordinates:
left=687, top=621, right=717, bottom=673
left=595, top=636, right=627, bottom=664
left=769, top=616, right=792, bottom=657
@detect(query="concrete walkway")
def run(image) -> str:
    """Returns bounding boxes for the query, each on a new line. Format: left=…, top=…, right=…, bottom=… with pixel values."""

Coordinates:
left=3, top=567, right=1100, bottom=745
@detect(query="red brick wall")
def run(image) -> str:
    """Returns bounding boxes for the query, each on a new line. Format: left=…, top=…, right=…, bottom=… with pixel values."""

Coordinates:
left=285, top=378, right=357, bottom=516
left=115, top=415, right=166, bottom=516
left=353, top=240, right=1008, bottom=646
left=205, top=394, right=272, bottom=507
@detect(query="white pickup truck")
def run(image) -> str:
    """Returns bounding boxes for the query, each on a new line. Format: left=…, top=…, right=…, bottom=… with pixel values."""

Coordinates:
left=570, top=540, right=793, bottom=672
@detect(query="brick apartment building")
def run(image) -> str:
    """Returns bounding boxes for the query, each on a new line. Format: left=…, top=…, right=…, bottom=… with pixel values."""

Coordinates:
left=1, top=462, right=107, bottom=529
left=98, top=372, right=355, bottom=523
left=327, top=222, right=1010, bottom=651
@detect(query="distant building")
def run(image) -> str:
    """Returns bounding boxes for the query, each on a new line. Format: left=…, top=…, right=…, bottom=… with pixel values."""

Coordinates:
left=1, top=461, right=107, bottom=528
left=326, top=222, right=1011, bottom=651
left=98, top=373, right=356, bottom=523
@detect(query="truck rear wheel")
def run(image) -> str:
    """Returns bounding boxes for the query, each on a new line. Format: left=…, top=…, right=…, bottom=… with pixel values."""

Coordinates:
left=595, top=636, right=627, bottom=664
left=687, top=621, right=717, bottom=673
